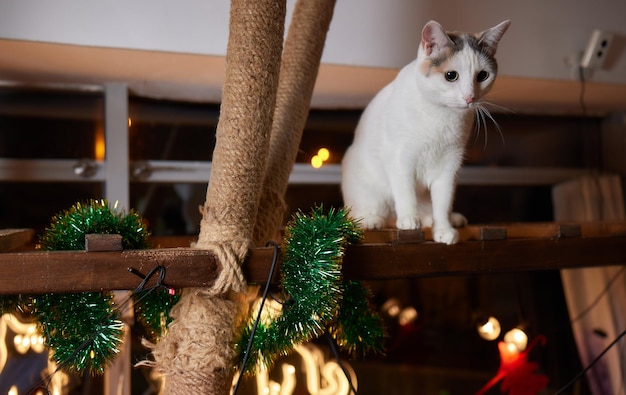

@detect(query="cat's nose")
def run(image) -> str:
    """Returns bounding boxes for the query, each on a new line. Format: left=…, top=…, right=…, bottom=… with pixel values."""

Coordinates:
left=464, top=95, right=474, bottom=105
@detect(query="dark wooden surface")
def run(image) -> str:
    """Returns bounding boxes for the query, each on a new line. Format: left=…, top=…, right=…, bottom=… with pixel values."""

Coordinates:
left=1, top=223, right=625, bottom=294
left=0, top=229, right=35, bottom=252
left=0, top=249, right=225, bottom=294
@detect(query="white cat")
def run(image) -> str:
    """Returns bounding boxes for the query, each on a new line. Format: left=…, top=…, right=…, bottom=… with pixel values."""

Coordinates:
left=341, top=20, right=510, bottom=245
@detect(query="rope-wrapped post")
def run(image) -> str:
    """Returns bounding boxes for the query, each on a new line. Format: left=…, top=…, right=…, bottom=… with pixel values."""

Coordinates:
left=150, top=0, right=286, bottom=393
left=254, top=0, right=337, bottom=245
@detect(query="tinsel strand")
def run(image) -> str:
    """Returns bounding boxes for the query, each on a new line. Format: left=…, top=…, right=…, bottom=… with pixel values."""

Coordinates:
left=235, top=206, right=385, bottom=374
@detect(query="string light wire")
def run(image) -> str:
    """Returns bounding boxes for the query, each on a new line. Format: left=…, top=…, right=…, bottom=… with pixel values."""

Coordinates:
left=233, top=241, right=280, bottom=395
left=324, top=333, right=358, bottom=394
left=25, top=265, right=171, bottom=394
left=570, top=266, right=625, bottom=324
left=553, top=328, right=626, bottom=395
left=233, top=239, right=361, bottom=395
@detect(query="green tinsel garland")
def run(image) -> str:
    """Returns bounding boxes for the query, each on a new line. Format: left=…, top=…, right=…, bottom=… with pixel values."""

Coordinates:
left=0, top=199, right=178, bottom=374
left=331, top=280, right=386, bottom=357
left=39, top=199, right=149, bottom=251
left=134, top=287, right=181, bottom=342
left=31, top=292, right=124, bottom=374
left=236, top=206, right=385, bottom=374
left=35, top=199, right=151, bottom=374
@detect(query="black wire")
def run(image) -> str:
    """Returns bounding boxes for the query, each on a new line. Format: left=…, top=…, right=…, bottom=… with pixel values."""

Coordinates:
left=232, top=240, right=280, bottom=395
left=570, top=266, right=625, bottom=324
left=554, top=328, right=626, bottom=395
left=129, top=265, right=168, bottom=294
left=26, top=264, right=170, bottom=393
left=26, top=387, right=50, bottom=395
left=324, top=333, right=359, bottom=394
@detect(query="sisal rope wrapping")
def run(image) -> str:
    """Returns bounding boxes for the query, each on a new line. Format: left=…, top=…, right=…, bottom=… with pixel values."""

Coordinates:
left=152, top=289, right=239, bottom=394
left=253, top=0, right=337, bottom=245
left=152, top=0, right=286, bottom=393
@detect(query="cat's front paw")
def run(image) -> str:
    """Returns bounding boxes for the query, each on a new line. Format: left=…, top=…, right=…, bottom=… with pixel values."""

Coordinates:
left=433, top=227, right=459, bottom=245
left=360, top=215, right=386, bottom=230
left=396, top=216, right=421, bottom=230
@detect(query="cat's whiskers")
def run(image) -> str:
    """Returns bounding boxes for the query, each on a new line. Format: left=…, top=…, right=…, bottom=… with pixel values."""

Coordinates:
left=473, top=103, right=504, bottom=149
left=482, top=100, right=515, bottom=114
left=472, top=104, right=488, bottom=147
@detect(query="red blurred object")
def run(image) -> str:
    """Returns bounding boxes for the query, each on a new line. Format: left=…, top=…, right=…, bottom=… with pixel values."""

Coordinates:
left=476, top=335, right=549, bottom=395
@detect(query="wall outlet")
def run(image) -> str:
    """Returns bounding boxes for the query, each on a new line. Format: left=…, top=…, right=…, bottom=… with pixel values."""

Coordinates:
left=580, top=30, right=613, bottom=70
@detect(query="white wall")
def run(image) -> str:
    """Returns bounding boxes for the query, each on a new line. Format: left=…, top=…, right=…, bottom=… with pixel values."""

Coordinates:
left=0, top=1, right=231, bottom=55
left=1, top=0, right=625, bottom=84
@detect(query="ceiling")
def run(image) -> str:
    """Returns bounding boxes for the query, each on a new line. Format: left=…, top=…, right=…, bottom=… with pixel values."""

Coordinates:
left=2, top=38, right=626, bottom=116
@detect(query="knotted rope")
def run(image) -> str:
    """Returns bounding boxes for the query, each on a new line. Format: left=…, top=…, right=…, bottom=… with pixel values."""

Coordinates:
left=150, top=0, right=336, bottom=393
left=151, top=0, right=285, bottom=393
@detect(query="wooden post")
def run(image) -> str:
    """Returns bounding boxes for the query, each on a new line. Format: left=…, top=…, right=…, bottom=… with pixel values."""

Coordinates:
left=103, top=82, right=132, bottom=395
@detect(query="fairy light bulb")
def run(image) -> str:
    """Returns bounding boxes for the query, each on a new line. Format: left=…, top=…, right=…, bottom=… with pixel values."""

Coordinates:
left=398, top=307, right=418, bottom=326
left=311, top=155, right=323, bottom=168
left=311, top=148, right=330, bottom=169
left=317, top=148, right=330, bottom=161
left=504, top=328, right=528, bottom=352
left=477, top=316, right=501, bottom=341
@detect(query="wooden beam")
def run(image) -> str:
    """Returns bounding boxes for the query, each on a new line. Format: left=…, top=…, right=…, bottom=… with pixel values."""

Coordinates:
left=0, top=227, right=625, bottom=294
left=0, top=249, right=221, bottom=294
left=342, top=234, right=626, bottom=280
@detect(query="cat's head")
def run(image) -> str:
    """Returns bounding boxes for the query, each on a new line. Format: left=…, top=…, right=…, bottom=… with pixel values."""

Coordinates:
left=416, top=20, right=510, bottom=110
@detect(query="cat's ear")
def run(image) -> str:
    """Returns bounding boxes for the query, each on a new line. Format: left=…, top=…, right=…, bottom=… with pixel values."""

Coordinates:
left=478, top=20, right=511, bottom=56
left=421, top=20, right=453, bottom=56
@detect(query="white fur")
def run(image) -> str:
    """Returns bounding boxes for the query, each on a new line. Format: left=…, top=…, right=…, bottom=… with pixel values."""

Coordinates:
left=341, top=20, right=510, bottom=245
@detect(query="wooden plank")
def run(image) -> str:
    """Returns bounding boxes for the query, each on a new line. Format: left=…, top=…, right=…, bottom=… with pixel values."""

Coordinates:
left=363, top=225, right=508, bottom=244
left=423, top=225, right=507, bottom=241
left=341, top=235, right=626, bottom=281
left=0, top=248, right=222, bottom=294
left=0, top=229, right=35, bottom=252
left=85, top=234, right=123, bottom=252
left=1, top=234, right=624, bottom=294
left=504, top=222, right=582, bottom=238
left=580, top=221, right=626, bottom=236
left=363, top=229, right=424, bottom=244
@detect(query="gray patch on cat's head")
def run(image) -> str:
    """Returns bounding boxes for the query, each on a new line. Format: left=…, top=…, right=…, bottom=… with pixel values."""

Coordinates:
left=421, top=32, right=497, bottom=77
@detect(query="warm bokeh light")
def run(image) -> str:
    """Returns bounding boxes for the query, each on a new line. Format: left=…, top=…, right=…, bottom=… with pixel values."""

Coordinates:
left=382, top=298, right=401, bottom=317
left=95, top=124, right=106, bottom=160
left=504, top=328, right=528, bottom=352
left=398, top=306, right=419, bottom=326
left=477, top=316, right=502, bottom=341
left=250, top=343, right=357, bottom=395
left=311, top=155, right=323, bottom=168
left=317, top=147, right=330, bottom=161
left=311, top=148, right=330, bottom=169
left=2, top=314, right=69, bottom=393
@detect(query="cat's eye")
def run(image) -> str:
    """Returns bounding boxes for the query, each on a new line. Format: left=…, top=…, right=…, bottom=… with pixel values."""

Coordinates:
left=476, top=70, right=490, bottom=82
left=445, top=71, right=459, bottom=82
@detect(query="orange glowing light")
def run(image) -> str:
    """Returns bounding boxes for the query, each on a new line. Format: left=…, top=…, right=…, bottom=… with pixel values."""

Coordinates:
left=95, top=124, right=105, bottom=160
